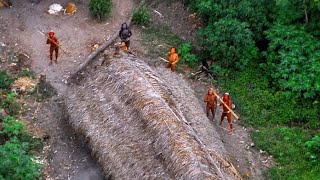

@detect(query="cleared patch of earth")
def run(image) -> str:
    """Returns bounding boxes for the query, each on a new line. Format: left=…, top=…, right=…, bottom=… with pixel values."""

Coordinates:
left=0, top=0, right=135, bottom=179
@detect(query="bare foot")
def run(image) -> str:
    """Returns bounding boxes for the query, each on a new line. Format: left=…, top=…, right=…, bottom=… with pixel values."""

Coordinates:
left=228, top=128, right=235, bottom=134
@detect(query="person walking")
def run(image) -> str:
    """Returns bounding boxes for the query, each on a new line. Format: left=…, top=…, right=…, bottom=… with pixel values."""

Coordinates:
left=219, top=92, right=234, bottom=132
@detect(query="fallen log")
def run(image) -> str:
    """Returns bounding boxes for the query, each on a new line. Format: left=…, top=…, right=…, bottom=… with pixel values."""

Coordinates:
left=69, top=0, right=146, bottom=82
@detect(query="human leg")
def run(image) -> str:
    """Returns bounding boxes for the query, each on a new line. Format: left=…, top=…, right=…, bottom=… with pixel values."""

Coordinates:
left=171, top=63, right=177, bottom=71
left=125, top=40, right=130, bottom=49
left=220, top=113, right=226, bottom=125
left=49, top=48, right=53, bottom=64
left=54, top=48, right=59, bottom=62
left=166, top=62, right=171, bottom=69
left=227, top=113, right=233, bottom=130
left=211, top=108, right=215, bottom=120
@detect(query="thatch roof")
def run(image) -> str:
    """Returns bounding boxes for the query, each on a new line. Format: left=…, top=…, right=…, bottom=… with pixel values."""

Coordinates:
left=66, top=55, right=241, bottom=179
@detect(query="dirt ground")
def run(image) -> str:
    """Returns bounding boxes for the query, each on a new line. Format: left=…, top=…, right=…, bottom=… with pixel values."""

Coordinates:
left=0, top=0, right=134, bottom=179
left=1, top=0, right=272, bottom=179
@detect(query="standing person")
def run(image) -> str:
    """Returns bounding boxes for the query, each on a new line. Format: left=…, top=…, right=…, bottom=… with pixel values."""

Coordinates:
left=166, top=47, right=179, bottom=72
left=220, top=92, right=234, bottom=132
left=46, top=30, right=59, bottom=64
left=119, top=23, right=132, bottom=49
left=204, top=88, right=217, bottom=120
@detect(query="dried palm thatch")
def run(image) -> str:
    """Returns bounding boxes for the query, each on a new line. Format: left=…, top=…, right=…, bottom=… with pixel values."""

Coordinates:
left=154, top=66, right=243, bottom=179
left=64, top=3, right=76, bottom=14
left=66, top=56, right=242, bottom=179
left=11, top=76, right=37, bottom=93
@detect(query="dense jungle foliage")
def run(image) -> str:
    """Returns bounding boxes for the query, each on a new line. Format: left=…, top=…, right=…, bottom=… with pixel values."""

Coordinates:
left=0, top=70, right=43, bottom=180
left=182, top=0, right=320, bottom=178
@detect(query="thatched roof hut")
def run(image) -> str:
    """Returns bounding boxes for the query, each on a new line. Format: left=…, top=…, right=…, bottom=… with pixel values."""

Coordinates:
left=66, top=55, right=241, bottom=179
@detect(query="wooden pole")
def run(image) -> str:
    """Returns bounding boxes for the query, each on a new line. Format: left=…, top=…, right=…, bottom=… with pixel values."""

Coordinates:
left=36, top=28, right=70, bottom=55
left=0, top=0, right=11, bottom=7
left=159, top=57, right=169, bottom=62
left=213, top=91, right=240, bottom=120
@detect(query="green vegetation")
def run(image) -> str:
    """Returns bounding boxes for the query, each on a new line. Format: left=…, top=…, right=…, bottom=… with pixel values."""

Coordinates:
left=142, top=26, right=184, bottom=59
left=305, top=135, right=320, bottom=162
left=142, top=25, right=200, bottom=72
left=0, top=70, right=14, bottom=89
left=17, top=69, right=36, bottom=79
left=197, top=18, right=258, bottom=69
left=181, top=0, right=320, bottom=178
left=0, top=70, right=43, bottom=179
left=0, top=116, right=42, bottom=180
left=89, top=0, right=112, bottom=21
left=1, top=92, right=20, bottom=116
left=252, top=127, right=319, bottom=179
left=177, top=43, right=198, bottom=69
left=264, top=25, right=320, bottom=99
left=133, top=5, right=151, bottom=25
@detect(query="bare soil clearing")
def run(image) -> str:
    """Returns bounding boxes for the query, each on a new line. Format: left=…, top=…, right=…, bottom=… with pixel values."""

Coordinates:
left=1, top=0, right=271, bottom=179
left=1, top=0, right=134, bottom=179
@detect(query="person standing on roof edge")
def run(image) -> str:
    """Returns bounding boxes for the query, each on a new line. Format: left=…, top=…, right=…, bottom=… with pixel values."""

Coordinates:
left=119, top=23, right=132, bottom=50
left=204, top=88, right=217, bottom=120
left=166, top=47, right=179, bottom=72
left=220, top=92, right=234, bottom=132
left=46, top=30, right=59, bottom=64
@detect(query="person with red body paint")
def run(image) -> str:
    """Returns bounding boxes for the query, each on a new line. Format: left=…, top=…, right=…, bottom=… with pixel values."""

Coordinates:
left=46, top=30, right=59, bottom=64
left=220, top=92, right=234, bottom=132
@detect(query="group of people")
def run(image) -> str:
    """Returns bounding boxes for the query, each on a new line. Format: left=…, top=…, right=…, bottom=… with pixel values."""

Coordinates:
left=46, top=22, right=180, bottom=71
left=120, top=23, right=179, bottom=72
left=45, top=23, right=235, bottom=132
left=45, top=23, right=133, bottom=65
left=204, top=88, right=235, bottom=132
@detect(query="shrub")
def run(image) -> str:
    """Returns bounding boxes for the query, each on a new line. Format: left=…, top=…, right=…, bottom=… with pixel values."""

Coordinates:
left=264, top=24, right=320, bottom=99
left=197, top=18, right=258, bottom=70
left=0, top=139, right=42, bottom=180
left=305, top=135, right=320, bottom=163
left=0, top=115, right=42, bottom=179
left=132, top=5, right=150, bottom=25
left=177, top=43, right=198, bottom=68
left=89, top=0, right=112, bottom=21
left=1, top=116, right=24, bottom=138
left=1, top=92, right=20, bottom=116
left=0, top=70, right=14, bottom=89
